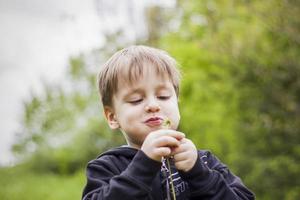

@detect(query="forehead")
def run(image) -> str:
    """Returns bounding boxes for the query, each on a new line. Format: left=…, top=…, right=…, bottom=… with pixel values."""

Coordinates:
left=120, top=59, right=168, bottom=82
left=119, top=59, right=169, bottom=82
left=116, top=65, right=172, bottom=94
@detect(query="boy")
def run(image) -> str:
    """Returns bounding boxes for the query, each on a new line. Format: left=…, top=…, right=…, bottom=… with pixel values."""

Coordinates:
left=82, top=45, right=255, bottom=200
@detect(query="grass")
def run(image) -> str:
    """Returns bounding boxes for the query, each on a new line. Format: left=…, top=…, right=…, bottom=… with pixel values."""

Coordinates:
left=0, top=166, right=86, bottom=200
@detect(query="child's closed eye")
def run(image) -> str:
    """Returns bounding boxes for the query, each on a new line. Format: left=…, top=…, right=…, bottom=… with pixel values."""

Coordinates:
left=128, top=98, right=143, bottom=104
left=157, top=95, right=171, bottom=100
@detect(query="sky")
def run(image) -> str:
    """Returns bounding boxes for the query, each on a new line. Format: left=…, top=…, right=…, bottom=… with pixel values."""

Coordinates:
left=0, top=0, right=175, bottom=165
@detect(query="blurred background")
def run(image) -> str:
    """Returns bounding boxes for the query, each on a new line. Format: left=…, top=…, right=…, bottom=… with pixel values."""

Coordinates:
left=0, top=0, right=299, bottom=199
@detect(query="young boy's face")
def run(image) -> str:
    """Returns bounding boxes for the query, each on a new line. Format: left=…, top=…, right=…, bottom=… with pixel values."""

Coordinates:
left=104, top=66, right=180, bottom=149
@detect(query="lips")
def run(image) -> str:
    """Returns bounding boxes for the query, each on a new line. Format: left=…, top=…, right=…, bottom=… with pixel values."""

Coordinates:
left=145, top=117, right=163, bottom=127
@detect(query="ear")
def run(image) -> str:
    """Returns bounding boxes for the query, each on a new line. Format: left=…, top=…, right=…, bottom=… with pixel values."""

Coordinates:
left=104, top=106, right=120, bottom=129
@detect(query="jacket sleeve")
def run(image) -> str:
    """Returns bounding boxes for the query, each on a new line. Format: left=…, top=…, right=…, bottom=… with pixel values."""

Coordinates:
left=82, top=150, right=161, bottom=200
left=179, top=151, right=255, bottom=200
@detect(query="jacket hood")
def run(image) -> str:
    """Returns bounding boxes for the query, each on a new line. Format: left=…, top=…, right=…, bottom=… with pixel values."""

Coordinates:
left=97, top=146, right=139, bottom=159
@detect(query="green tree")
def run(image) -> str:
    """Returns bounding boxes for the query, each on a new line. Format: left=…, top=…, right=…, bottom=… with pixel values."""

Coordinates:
left=12, top=45, right=125, bottom=174
left=11, top=4, right=170, bottom=173
left=9, top=1, right=300, bottom=199
left=161, top=1, right=300, bottom=199
left=231, top=1, right=300, bottom=199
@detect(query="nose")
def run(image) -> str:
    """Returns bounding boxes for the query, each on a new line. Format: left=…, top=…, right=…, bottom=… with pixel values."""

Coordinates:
left=145, top=98, right=160, bottom=113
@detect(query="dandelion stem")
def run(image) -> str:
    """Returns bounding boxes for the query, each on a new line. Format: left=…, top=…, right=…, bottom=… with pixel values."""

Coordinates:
left=162, top=118, right=176, bottom=200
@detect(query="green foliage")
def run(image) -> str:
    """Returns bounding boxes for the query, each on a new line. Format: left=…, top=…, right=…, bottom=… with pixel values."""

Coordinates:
left=160, top=39, right=239, bottom=161
left=2, top=1, right=299, bottom=199
left=0, top=166, right=85, bottom=200
left=12, top=49, right=125, bottom=175
left=161, top=0, right=300, bottom=199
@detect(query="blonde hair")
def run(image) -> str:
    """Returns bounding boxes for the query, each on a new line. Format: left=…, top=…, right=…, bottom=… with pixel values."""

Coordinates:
left=97, top=45, right=181, bottom=107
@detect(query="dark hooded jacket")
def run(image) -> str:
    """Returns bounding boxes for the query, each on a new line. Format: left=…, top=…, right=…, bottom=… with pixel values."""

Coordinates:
left=82, top=146, right=254, bottom=200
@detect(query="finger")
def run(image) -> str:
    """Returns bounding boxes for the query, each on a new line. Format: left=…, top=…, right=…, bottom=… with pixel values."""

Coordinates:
left=171, top=141, right=189, bottom=155
left=174, top=160, right=189, bottom=170
left=170, top=146, right=182, bottom=156
left=179, top=137, right=190, bottom=144
left=173, top=151, right=189, bottom=162
left=152, top=130, right=185, bottom=140
left=175, top=157, right=197, bottom=172
left=155, top=136, right=181, bottom=148
left=153, top=147, right=171, bottom=157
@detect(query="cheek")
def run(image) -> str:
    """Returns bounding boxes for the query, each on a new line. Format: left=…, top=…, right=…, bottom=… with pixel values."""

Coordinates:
left=172, top=108, right=181, bottom=127
left=164, top=100, right=180, bottom=126
left=118, top=105, right=142, bottom=123
left=167, top=98, right=180, bottom=112
left=169, top=113, right=180, bottom=130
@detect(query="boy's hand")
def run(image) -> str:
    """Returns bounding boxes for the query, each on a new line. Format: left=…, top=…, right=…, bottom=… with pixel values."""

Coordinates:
left=141, top=130, right=185, bottom=162
left=172, top=138, right=198, bottom=172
